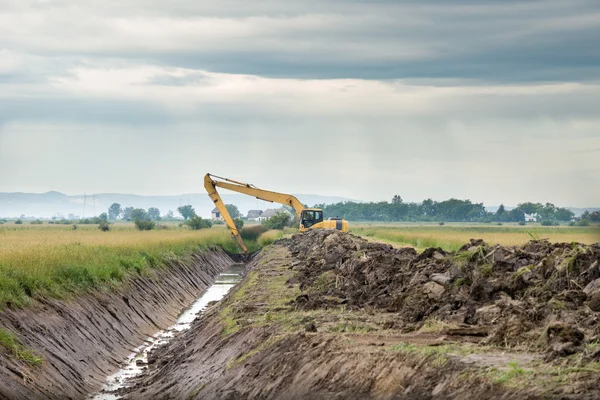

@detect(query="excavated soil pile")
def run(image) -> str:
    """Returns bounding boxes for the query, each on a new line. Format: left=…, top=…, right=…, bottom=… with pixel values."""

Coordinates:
left=285, top=231, right=600, bottom=358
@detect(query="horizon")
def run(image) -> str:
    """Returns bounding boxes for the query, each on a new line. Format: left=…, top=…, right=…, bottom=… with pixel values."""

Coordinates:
left=2, top=189, right=598, bottom=211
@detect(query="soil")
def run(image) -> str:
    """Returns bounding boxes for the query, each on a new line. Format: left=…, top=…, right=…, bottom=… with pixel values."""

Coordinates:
left=0, top=250, right=233, bottom=400
left=4, top=231, right=600, bottom=399
left=122, top=233, right=600, bottom=399
left=285, top=231, right=600, bottom=357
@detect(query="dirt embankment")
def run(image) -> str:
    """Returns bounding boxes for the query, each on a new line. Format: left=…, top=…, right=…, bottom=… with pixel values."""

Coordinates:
left=0, top=249, right=233, bottom=400
left=288, top=231, right=600, bottom=358
left=124, top=232, right=600, bottom=400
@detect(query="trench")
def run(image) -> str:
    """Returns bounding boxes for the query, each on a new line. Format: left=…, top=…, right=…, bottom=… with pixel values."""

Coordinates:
left=90, top=263, right=246, bottom=400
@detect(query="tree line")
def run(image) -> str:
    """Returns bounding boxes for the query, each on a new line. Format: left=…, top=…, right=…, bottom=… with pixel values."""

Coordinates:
left=315, top=197, right=579, bottom=223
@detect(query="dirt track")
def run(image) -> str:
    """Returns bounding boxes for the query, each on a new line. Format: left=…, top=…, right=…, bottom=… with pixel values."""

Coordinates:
left=123, top=232, right=600, bottom=399
left=0, top=250, right=232, bottom=400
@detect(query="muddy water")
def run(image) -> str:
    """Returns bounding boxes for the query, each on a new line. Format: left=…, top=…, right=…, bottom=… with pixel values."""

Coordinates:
left=91, top=264, right=245, bottom=400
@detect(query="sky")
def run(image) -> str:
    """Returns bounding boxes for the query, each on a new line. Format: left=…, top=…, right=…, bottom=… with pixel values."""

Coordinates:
left=0, top=0, right=599, bottom=207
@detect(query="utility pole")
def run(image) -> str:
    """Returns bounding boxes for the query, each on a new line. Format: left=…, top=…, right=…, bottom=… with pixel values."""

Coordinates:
left=82, top=194, right=86, bottom=219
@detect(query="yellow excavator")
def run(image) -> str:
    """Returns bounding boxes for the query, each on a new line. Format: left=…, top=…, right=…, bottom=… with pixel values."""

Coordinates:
left=204, top=173, right=349, bottom=253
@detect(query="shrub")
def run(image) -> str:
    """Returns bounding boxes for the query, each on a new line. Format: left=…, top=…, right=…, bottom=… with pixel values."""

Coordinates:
left=439, top=222, right=445, bottom=226
left=541, top=220, right=558, bottom=226
left=98, top=222, right=110, bottom=232
left=518, top=221, right=526, bottom=226
left=14, top=219, right=23, bottom=225
left=186, top=216, right=212, bottom=230
left=213, top=220, right=225, bottom=225
left=30, top=219, right=43, bottom=225
left=577, top=219, right=590, bottom=227
left=263, top=212, right=291, bottom=230
left=240, top=225, right=269, bottom=242
left=234, top=218, right=244, bottom=230
left=134, top=219, right=155, bottom=231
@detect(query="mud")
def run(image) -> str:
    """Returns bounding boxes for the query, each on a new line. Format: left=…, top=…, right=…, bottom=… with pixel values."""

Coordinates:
left=287, top=231, right=600, bottom=355
left=0, top=249, right=233, bottom=400
left=122, top=235, right=600, bottom=400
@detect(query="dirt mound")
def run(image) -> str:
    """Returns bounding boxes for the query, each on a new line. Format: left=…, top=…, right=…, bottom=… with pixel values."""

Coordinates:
left=285, top=231, right=600, bottom=355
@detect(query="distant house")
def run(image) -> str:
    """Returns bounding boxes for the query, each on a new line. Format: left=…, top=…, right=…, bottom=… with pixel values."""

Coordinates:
left=258, top=209, right=277, bottom=222
left=259, top=208, right=294, bottom=222
left=211, top=207, right=223, bottom=221
left=524, top=213, right=538, bottom=222
left=247, top=210, right=263, bottom=221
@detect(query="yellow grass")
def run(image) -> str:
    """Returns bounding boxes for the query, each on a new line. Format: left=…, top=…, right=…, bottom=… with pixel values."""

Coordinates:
left=351, top=224, right=600, bottom=252
left=0, top=224, right=236, bottom=308
left=257, top=230, right=284, bottom=247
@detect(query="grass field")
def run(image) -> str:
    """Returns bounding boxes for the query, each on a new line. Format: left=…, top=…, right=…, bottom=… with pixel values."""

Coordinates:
left=2, top=221, right=598, bottom=309
left=0, top=224, right=246, bottom=308
left=351, top=223, right=600, bottom=252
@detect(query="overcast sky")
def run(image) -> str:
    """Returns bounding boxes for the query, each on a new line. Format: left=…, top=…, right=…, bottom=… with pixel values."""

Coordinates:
left=0, top=0, right=599, bottom=207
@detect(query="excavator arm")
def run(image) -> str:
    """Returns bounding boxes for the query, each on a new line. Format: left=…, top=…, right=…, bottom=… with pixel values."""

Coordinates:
left=204, top=173, right=306, bottom=253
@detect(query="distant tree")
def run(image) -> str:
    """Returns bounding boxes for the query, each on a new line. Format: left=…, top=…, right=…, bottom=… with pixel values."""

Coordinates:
left=581, top=211, right=591, bottom=220
left=515, top=202, right=541, bottom=215
left=554, top=207, right=575, bottom=221
left=108, top=203, right=122, bottom=220
left=177, top=205, right=196, bottom=221
left=589, top=211, right=600, bottom=222
left=263, top=212, right=291, bottom=230
left=130, top=208, right=148, bottom=221
left=495, top=204, right=506, bottom=221
left=422, top=199, right=435, bottom=216
left=225, top=204, right=241, bottom=219
left=505, top=209, right=525, bottom=222
left=165, top=210, right=174, bottom=220
left=392, top=195, right=403, bottom=204
left=15, top=219, right=23, bottom=225
left=98, top=212, right=108, bottom=222
left=122, top=207, right=134, bottom=221
left=186, top=215, right=212, bottom=230
left=147, top=207, right=161, bottom=221
left=234, top=218, right=244, bottom=230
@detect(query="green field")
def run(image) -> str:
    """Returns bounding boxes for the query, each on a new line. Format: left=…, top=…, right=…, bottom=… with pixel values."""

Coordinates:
left=351, top=223, right=600, bottom=252
left=1, top=221, right=597, bottom=309
left=0, top=224, right=255, bottom=308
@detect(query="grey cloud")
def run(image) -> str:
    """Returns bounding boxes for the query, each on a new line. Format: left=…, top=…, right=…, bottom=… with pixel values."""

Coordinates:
left=1, top=1, right=599, bottom=81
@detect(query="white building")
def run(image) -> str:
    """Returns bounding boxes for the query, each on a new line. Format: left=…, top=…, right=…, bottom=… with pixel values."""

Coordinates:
left=523, top=213, right=538, bottom=222
left=247, top=210, right=263, bottom=221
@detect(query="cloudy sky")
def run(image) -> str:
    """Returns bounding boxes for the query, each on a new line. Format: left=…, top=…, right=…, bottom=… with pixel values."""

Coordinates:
left=0, top=0, right=599, bottom=207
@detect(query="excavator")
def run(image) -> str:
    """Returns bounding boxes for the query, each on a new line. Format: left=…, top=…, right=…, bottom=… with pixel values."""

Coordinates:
left=204, top=173, right=349, bottom=253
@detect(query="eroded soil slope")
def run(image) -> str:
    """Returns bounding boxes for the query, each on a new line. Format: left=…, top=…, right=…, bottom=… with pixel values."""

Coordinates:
left=125, top=232, right=600, bottom=399
left=0, top=250, right=232, bottom=400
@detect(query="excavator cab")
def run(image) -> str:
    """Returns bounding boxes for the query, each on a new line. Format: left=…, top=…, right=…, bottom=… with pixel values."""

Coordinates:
left=300, top=209, right=323, bottom=229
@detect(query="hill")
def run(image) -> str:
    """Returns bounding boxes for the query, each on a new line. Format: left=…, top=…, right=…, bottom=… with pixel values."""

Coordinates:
left=0, top=191, right=355, bottom=219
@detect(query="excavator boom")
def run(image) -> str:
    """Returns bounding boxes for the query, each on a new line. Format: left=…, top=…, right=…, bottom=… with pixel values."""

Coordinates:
left=204, top=173, right=347, bottom=253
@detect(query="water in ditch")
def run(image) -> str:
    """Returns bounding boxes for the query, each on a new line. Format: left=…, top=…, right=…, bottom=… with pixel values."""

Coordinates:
left=91, top=264, right=245, bottom=400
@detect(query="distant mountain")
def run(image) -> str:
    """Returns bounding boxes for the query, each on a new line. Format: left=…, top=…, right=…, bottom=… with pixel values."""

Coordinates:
left=0, top=191, right=356, bottom=219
